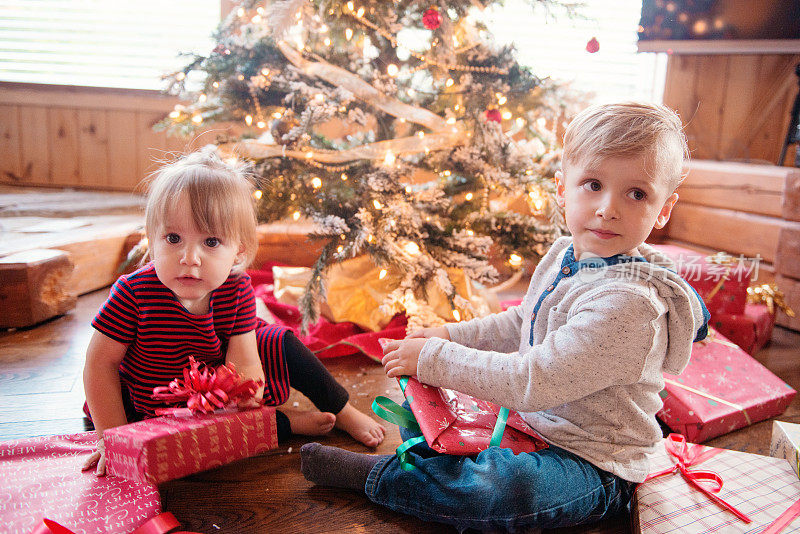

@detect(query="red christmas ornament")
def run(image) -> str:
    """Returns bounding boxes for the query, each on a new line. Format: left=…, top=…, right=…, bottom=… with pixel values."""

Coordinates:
left=484, top=109, right=502, bottom=123
left=423, top=7, right=442, bottom=30
left=585, top=37, right=600, bottom=53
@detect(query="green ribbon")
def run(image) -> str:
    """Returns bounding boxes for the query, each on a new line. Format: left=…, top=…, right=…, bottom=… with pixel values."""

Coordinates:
left=489, top=406, right=510, bottom=447
left=371, top=395, right=422, bottom=471
left=371, top=396, right=420, bottom=434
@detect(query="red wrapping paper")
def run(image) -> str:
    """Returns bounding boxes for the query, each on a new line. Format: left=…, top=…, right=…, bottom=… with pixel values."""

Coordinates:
left=655, top=245, right=752, bottom=316
left=248, top=268, right=406, bottom=361
left=401, top=377, right=549, bottom=455
left=657, top=328, right=795, bottom=442
left=0, top=432, right=161, bottom=534
left=104, top=405, right=277, bottom=485
left=712, top=303, right=775, bottom=355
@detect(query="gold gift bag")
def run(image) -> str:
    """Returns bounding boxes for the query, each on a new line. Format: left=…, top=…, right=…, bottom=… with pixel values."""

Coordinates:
left=273, top=256, right=500, bottom=332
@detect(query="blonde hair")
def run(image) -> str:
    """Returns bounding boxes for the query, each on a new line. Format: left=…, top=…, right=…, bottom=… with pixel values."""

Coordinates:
left=145, top=147, right=258, bottom=270
left=562, top=102, right=689, bottom=190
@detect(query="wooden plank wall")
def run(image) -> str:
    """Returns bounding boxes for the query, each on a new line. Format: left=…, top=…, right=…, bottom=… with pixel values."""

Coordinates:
left=0, top=82, right=224, bottom=192
left=663, top=53, right=800, bottom=166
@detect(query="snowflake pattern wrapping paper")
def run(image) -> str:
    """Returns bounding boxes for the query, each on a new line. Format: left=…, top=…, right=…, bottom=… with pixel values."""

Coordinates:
left=104, top=405, right=277, bottom=485
left=634, top=438, right=800, bottom=533
left=0, top=432, right=161, bottom=534
left=657, top=328, right=795, bottom=442
left=401, top=377, right=548, bottom=455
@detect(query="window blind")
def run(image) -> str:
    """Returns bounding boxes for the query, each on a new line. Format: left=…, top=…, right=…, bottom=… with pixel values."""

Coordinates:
left=0, top=0, right=220, bottom=90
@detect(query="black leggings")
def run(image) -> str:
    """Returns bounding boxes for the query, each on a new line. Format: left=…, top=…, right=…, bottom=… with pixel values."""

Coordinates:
left=273, top=331, right=349, bottom=442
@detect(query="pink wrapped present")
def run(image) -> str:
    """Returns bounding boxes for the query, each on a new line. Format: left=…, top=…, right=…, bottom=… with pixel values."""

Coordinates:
left=104, top=405, right=277, bottom=485
left=657, top=328, right=795, bottom=442
left=634, top=434, right=800, bottom=533
left=0, top=432, right=161, bottom=534
left=655, top=245, right=753, bottom=316
left=373, top=376, right=548, bottom=461
left=713, top=303, right=775, bottom=355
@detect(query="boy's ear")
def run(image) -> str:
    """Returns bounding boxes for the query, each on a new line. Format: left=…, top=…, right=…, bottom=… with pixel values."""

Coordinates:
left=554, top=170, right=566, bottom=208
left=654, top=192, right=679, bottom=229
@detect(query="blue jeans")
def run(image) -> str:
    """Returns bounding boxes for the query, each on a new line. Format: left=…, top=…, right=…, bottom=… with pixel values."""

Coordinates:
left=365, top=423, right=636, bottom=532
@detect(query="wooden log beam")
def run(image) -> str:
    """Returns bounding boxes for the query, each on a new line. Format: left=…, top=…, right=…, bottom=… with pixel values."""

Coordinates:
left=678, top=161, right=797, bottom=219
left=665, top=203, right=799, bottom=264
left=776, top=275, right=800, bottom=332
left=0, top=249, right=77, bottom=328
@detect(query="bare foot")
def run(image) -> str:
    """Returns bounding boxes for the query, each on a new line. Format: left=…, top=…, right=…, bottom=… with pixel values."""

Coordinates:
left=285, top=408, right=336, bottom=436
left=335, top=403, right=386, bottom=447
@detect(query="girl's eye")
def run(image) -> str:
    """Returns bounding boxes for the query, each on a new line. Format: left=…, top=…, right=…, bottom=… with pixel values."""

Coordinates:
left=166, top=233, right=180, bottom=244
left=205, top=237, right=221, bottom=248
left=628, top=189, right=647, bottom=201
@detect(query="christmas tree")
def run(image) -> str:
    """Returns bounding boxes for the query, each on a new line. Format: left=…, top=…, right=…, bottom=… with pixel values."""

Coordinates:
left=159, top=0, right=583, bottom=332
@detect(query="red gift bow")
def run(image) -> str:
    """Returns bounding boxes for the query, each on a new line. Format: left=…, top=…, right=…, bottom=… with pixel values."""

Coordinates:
left=31, top=512, right=203, bottom=534
left=644, top=433, right=752, bottom=523
left=151, top=356, right=263, bottom=414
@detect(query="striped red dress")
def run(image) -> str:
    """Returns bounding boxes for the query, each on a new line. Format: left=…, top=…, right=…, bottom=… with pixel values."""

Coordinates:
left=91, top=263, right=289, bottom=418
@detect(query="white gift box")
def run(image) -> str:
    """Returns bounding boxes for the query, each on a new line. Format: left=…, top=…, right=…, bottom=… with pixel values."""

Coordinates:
left=771, top=420, right=800, bottom=480
left=634, top=435, right=800, bottom=533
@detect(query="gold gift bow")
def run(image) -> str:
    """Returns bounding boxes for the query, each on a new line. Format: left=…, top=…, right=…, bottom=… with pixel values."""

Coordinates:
left=747, top=283, right=796, bottom=318
left=663, top=378, right=752, bottom=426
left=704, top=252, right=735, bottom=302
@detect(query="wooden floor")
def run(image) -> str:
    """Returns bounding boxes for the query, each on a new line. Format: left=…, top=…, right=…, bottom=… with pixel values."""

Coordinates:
left=2, top=286, right=800, bottom=533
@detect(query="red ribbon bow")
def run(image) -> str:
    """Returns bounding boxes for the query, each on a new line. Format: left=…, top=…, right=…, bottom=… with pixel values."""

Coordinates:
left=151, top=356, right=263, bottom=414
left=31, top=512, right=202, bottom=534
left=645, top=433, right=752, bottom=523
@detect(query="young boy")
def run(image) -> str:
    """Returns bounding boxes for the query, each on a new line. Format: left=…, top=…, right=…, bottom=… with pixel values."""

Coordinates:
left=300, top=102, right=710, bottom=531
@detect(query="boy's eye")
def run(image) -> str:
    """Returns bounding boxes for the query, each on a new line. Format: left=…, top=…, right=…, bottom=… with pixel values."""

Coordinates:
left=166, top=233, right=180, bottom=244
left=205, top=237, right=221, bottom=248
left=628, top=189, right=647, bottom=201
left=583, top=180, right=601, bottom=192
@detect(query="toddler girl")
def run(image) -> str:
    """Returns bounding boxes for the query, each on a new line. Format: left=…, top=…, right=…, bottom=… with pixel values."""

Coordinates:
left=83, top=148, right=384, bottom=475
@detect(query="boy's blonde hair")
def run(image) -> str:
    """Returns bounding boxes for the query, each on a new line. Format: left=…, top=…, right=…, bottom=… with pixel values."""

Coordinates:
left=145, top=147, right=258, bottom=270
left=562, top=102, right=689, bottom=190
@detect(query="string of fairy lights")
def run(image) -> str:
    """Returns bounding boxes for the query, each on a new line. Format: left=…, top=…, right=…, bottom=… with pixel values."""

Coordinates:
left=167, top=0, right=558, bottom=274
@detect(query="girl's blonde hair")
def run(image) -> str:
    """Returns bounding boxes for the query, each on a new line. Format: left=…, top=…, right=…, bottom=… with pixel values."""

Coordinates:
left=562, top=102, right=689, bottom=190
left=145, top=147, right=258, bottom=270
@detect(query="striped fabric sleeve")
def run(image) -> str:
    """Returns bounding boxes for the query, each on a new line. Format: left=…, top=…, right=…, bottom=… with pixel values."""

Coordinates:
left=91, top=276, right=138, bottom=345
left=229, top=274, right=258, bottom=335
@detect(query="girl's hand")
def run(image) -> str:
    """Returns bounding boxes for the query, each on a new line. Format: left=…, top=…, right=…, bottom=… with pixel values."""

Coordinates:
left=81, top=437, right=107, bottom=477
left=406, top=326, right=450, bottom=341
left=237, top=396, right=262, bottom=410
left=381, top=338, right=428, bottom=378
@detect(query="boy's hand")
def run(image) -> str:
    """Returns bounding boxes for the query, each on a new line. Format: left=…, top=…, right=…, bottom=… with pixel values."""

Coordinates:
left=381, top=338, right=428, bottom=378
left=406, top=326, right=450, bottom=341
left=81, top=437, right=106, bottom=477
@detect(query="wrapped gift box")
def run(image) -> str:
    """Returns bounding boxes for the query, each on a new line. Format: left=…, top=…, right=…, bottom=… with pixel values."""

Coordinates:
left=655, top=245, right=752, bottom=316
left=634, top=435, right=800, bottom=533
left=713, top=303, right=775, bottom=355
left=105, top=405, right=277, bottom=485
left=399, top=376, right=548, bottom=455
left=0, top=432, right=161, bottom=534
left=657, top=328, right=795, bottom=442
left=771, top=420, right=800, bottom=480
